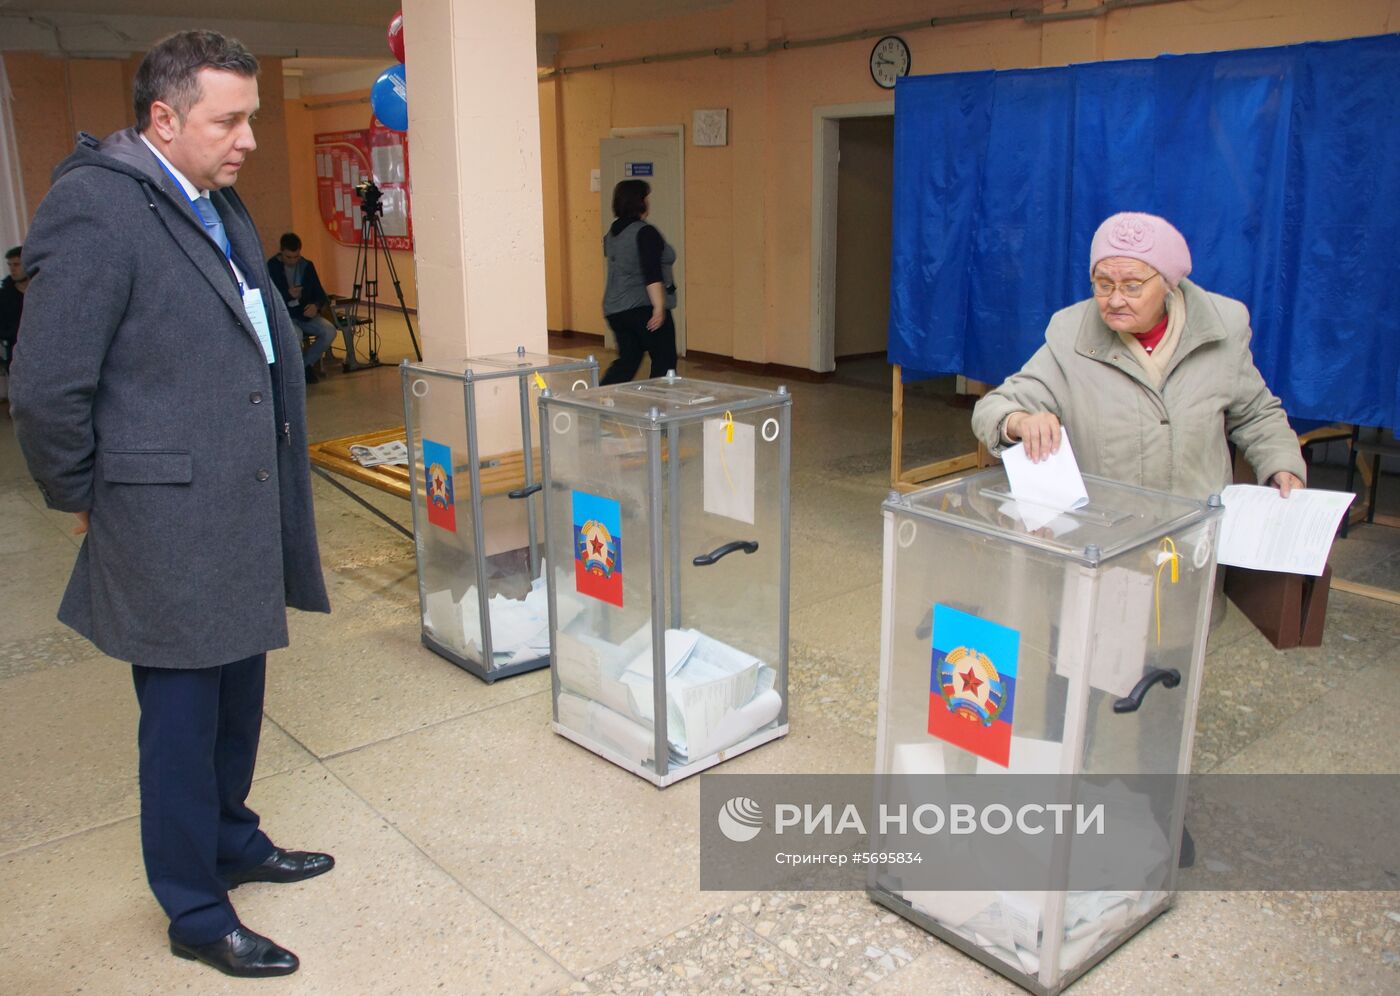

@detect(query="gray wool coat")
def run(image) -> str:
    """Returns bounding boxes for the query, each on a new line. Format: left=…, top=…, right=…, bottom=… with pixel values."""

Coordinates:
left=971, top=279, right=1306, bottom=500
left=11, top=129, right=331, bottom=669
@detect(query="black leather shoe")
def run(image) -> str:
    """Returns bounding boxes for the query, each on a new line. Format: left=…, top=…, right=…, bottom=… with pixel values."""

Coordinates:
left=170, top=925, right=298, bottom=977
left=226, top=847, right=335, bottom=888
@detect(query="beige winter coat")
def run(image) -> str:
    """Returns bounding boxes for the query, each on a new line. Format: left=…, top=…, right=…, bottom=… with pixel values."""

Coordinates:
left=971, top=279, right=1306, bottom=499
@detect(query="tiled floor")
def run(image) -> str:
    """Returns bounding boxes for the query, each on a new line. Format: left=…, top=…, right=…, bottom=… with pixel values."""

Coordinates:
left=1, top=344, right=1397, bottom=994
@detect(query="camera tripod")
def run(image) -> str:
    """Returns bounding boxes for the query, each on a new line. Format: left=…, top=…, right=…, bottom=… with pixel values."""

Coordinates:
left=343, top=183, right=422, bottom=366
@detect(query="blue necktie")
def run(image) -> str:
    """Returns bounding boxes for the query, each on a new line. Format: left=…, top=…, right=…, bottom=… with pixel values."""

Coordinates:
left=191, top=195, right=231, bottom=259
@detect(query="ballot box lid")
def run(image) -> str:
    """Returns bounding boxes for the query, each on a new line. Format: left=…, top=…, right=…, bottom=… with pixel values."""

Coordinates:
left=889, top=466, right=1219, bottom=565
left=541, top=374, right=789, bottom=424
left=404, top=350, right=596, bottom=381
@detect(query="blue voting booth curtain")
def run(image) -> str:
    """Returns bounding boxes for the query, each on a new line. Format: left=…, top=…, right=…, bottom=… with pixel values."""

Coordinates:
left=888, top=34, right=1400, bottom=428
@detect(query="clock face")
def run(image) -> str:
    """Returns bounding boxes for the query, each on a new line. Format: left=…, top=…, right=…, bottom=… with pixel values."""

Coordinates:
left=870, top=36, right=911, bottom=90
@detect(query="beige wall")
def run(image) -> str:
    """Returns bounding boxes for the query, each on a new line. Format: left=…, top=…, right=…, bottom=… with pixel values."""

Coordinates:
left=283, top=95, right=322, bottom=267
left=237, top=57, right=293, bottom=261
left=834, top=115, right=893, bottom=359
left=64, top=59, right=131, bottom=147
left=542, top=0, right=1400, bottom=368
left=10, top=51, right=293, bottom=261
left=8, top=53, right=140, bottom=222
left=10, top=53, right=81, bottom=223
left=8, top=0, right=1398, bottom=369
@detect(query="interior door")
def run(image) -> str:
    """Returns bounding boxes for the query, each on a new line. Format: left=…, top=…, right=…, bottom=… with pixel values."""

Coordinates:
left=600, top=135, right=686, bottom=357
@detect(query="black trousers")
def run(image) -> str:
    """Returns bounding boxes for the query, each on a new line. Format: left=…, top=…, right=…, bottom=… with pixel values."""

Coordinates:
left=601, top=306, right=678, bottom=385
left=131, top=654, right=274, bottom=945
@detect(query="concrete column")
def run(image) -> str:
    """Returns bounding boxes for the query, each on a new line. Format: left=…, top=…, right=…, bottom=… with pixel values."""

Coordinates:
left=402, top=0, right=548, bottom=362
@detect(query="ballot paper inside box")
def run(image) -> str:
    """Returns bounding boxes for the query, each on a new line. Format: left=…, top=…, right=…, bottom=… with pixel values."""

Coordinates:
left=539, top=373, right=791, bottom=787
left=870, top=467, right=1222, bottom=996
left=403, top=350, right=599, bottom=683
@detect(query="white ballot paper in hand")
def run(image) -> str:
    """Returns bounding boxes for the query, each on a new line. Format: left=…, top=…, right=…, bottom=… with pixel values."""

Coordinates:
left=1001, top=429, right=1090, bottom=530
left=1217, top=484, right=1353, bottom=576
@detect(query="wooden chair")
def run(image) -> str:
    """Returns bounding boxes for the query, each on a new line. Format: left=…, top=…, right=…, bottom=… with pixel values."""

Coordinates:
left=1342, top=425, right=1400, bottom=535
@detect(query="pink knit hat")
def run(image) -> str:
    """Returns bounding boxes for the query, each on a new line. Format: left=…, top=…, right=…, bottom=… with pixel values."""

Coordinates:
left=1089, top=212, right=1192, bottom=288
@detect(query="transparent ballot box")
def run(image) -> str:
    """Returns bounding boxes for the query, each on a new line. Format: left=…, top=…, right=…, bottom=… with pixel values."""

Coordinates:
left=402, top=349, right=598, bottom=682
left=868, top=468, right=1222, bottom=995
left=539, top=374, right=791, bottom=786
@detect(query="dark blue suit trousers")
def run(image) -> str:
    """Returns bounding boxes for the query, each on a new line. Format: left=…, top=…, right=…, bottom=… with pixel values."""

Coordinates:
left=131, top=654, right=275, bottom=945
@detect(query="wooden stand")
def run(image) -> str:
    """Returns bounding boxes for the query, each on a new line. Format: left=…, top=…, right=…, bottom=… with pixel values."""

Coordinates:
left=890, top=364, right=991, bottom=492
left=307, top=425, right=532, bottom=501
left=1224, top=564, right=1331, bottom=650
left=306, top=425, right=530, bottom=539
left=308, top=426, right=413, bottom=500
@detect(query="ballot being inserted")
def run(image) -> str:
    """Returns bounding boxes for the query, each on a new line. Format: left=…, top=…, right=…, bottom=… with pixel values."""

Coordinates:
left=1217, top=485, right=1354, bottom=576
left=1000, top=430, right=1089, bottom=531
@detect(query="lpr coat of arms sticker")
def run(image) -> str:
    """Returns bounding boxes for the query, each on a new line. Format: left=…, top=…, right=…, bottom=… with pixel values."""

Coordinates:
left=572, top=490, right=623, bottom=607
left=927, top=603, right=1020, bottom=767
left=421, top=439, right=456, bottom=533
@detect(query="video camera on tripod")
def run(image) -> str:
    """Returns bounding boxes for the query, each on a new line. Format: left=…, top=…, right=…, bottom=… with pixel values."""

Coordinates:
left=353, top=178, right=384, bottom=218
left=344, top=176, right=422, bottom=365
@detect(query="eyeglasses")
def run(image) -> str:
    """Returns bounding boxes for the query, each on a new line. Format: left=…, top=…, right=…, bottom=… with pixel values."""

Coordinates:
left=1091, top=272, right=1160, bottom=299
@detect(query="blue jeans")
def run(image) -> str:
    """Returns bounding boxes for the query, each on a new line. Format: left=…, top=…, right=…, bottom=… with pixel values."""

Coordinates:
left=293, top=313, right=341, bottom=368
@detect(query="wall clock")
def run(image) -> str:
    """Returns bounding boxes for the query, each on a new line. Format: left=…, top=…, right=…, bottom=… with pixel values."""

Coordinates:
left=870, top=35, right=911, bottom=90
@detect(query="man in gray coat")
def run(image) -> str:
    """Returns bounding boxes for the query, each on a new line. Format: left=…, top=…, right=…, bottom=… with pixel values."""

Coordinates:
left=11, top=31, right=333, bottom=979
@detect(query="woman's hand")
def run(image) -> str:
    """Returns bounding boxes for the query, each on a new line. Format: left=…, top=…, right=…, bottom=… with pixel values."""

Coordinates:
left=1005, top=411, right=1062, bottom=463
left=1270, top=471, right=1303, bottom=497
left=645, top=281, right=666, bottom=330
left=73, top=511, right=89, bottom=536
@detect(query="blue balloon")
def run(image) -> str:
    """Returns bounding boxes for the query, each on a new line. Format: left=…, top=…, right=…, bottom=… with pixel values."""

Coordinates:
left=370, top=65, right=408, bottom=132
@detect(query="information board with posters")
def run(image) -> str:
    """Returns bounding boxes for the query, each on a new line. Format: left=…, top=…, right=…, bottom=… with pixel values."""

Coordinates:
left=313, top=124, right=413, bottom=251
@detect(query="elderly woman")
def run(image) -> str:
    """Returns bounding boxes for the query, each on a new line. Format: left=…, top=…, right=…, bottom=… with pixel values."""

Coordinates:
left=972, top=212, right=1305, bottom=500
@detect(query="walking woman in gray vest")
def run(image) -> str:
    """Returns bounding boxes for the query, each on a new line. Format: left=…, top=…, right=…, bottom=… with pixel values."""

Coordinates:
left=600, top=179, right=678, bottom=384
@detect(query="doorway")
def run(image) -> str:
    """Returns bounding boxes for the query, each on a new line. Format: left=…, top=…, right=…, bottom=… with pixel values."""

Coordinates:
left=600, top=129, right=686, bottom=356
left=810, top=101, right=893, bottom=373
left=834, top=115, right=895, bottom=371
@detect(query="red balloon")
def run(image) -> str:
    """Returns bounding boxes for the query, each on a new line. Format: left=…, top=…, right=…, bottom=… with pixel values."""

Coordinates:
left=387, top=11, right=405, bottom=63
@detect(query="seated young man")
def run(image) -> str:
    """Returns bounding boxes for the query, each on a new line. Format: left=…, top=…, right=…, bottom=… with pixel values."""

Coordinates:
left=266, top=232, right=359, bottom=381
